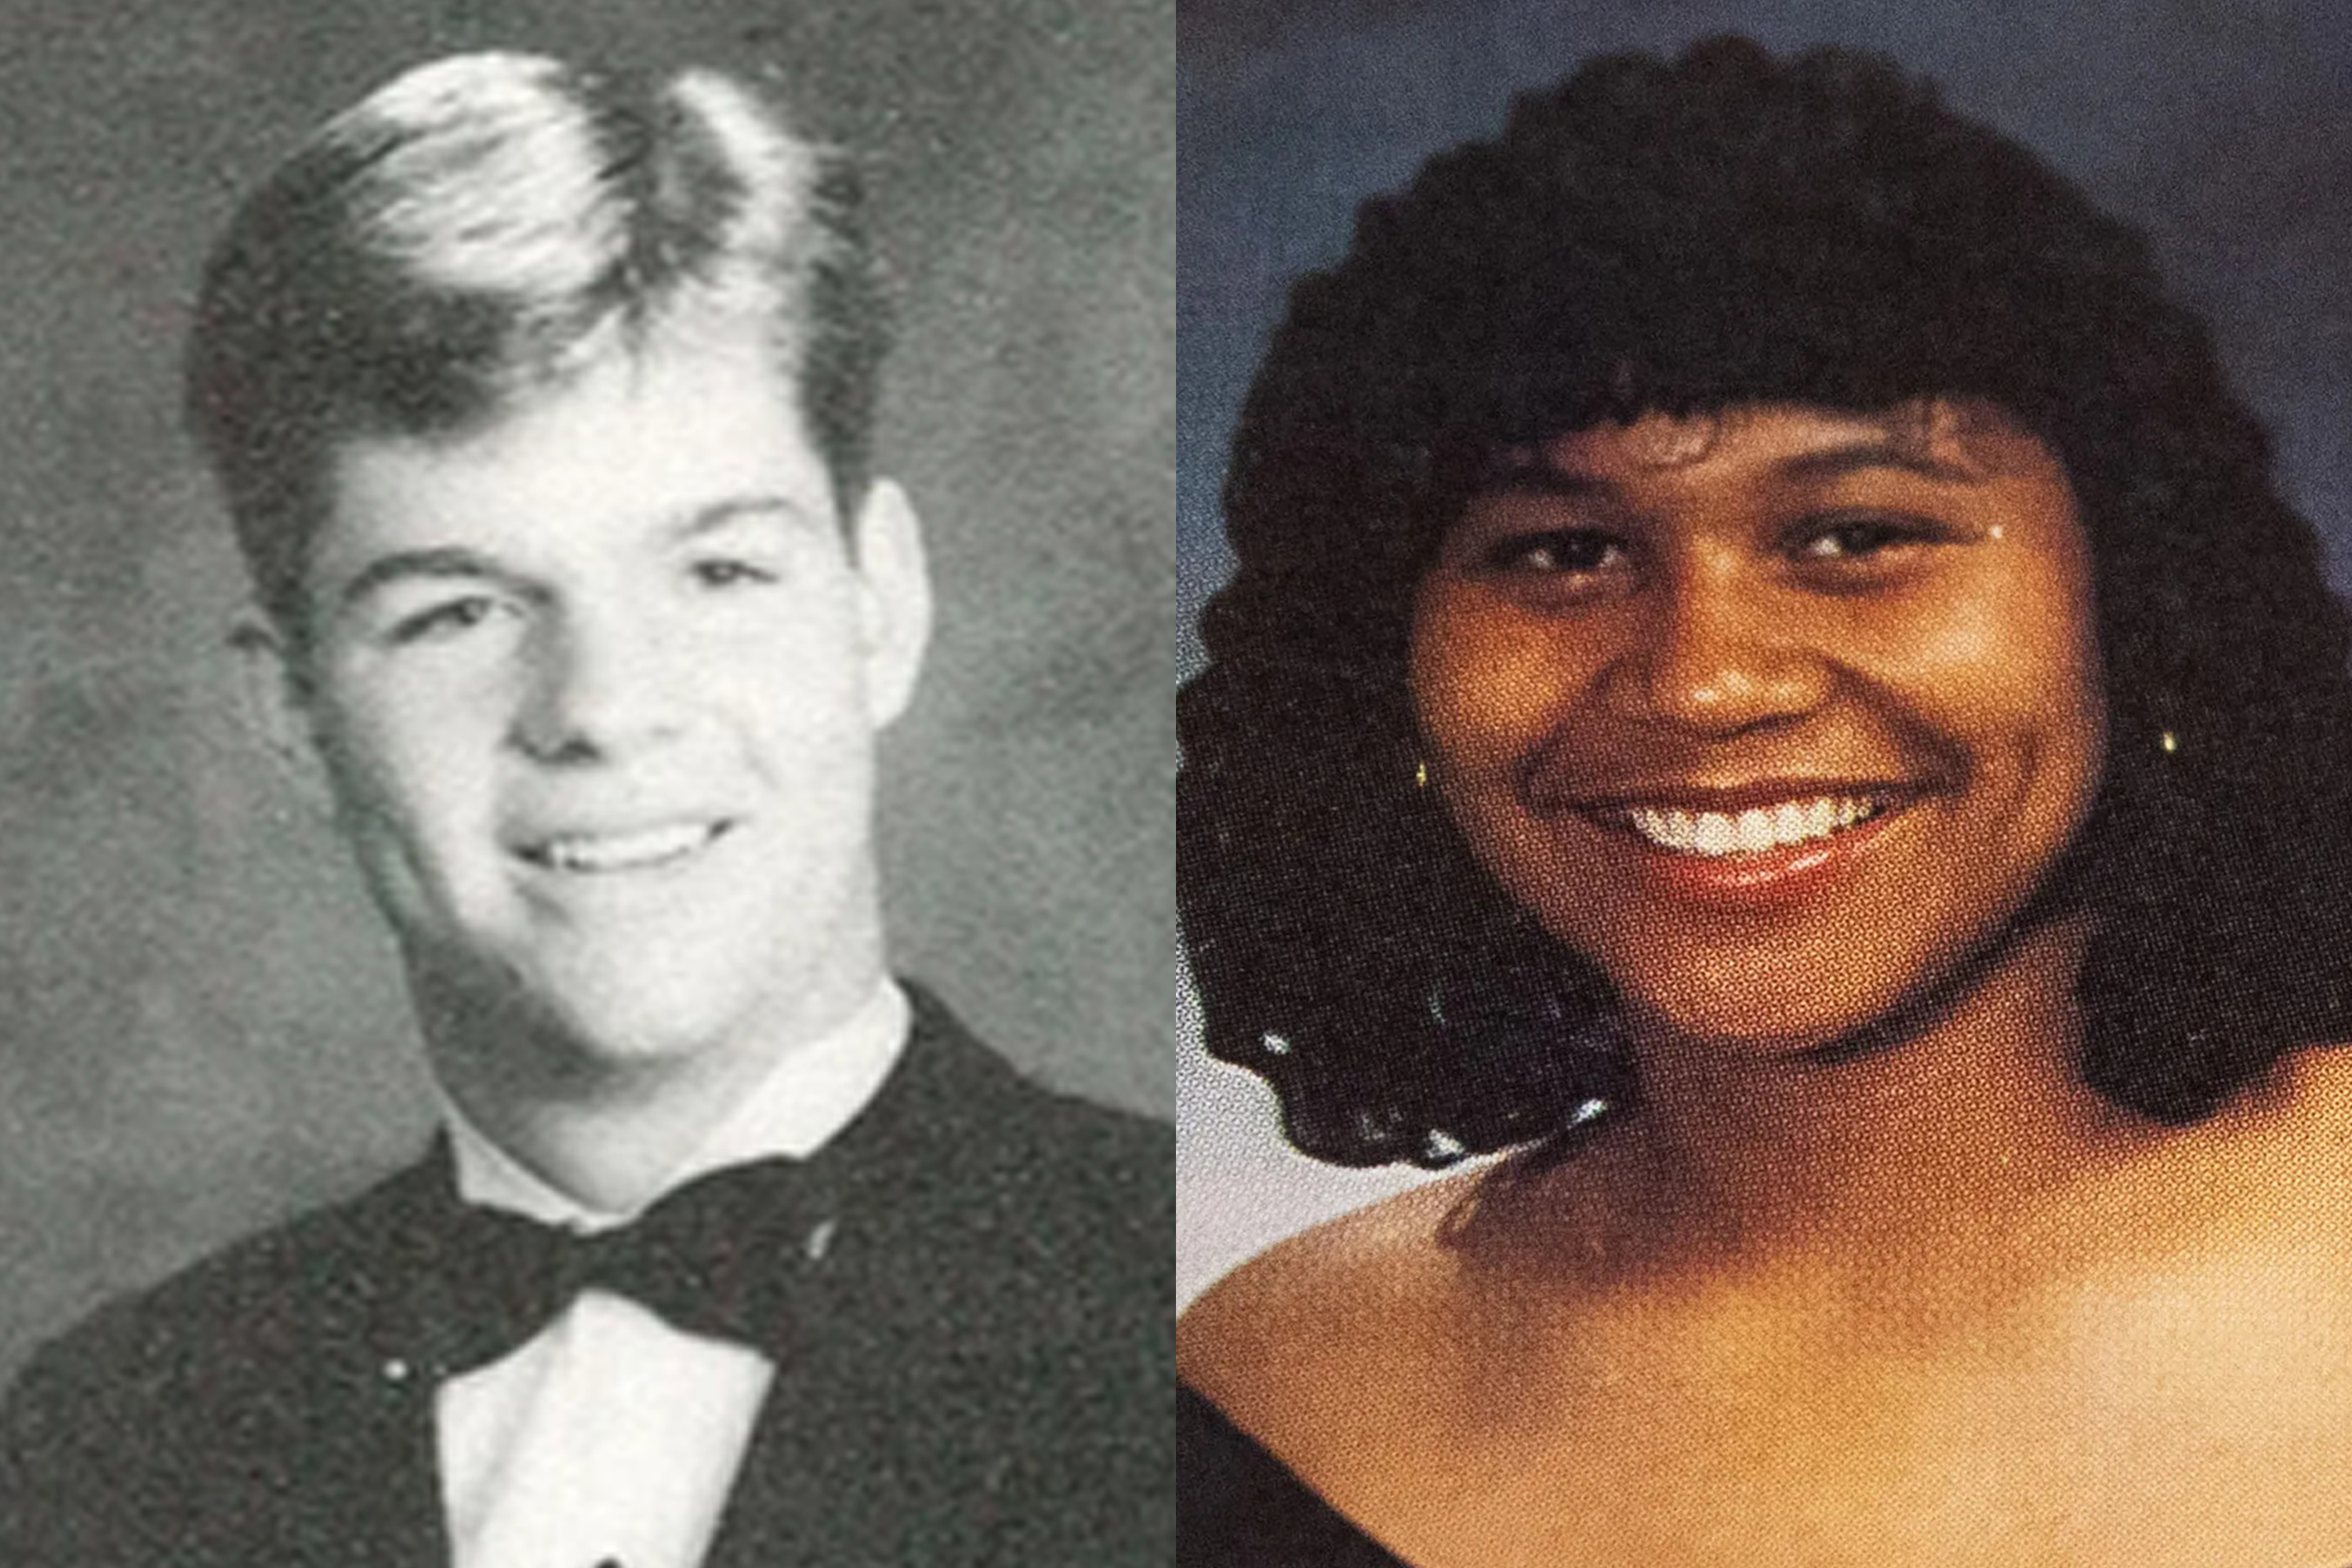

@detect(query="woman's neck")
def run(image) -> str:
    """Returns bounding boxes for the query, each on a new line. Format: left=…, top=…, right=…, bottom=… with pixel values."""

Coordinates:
left=1599, top=913, right=2150, bottom=1276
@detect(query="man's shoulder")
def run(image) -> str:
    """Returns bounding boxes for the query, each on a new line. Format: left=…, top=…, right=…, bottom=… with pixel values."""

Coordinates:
left=0, top=1156, right=436, bottom=1562
left=829, top=994, right=1170, bottom=1555
left=7, top=1156, right=426, bottom=1418
left=887, top=986, right=1171, bottom=1179
left=945, top=1028, right=1171, bottom=1207
left=890, top=989, right=1171, bottom=1259
left=964, top=1068, right=1173, bottom=1316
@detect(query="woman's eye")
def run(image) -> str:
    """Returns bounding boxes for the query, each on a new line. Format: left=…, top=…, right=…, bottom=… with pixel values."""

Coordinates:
left=1794, top=515, right=1933, bottom=561
left=389, top=595, right=503, bottom=644
left=1481, top=530, right=1625, bottom=575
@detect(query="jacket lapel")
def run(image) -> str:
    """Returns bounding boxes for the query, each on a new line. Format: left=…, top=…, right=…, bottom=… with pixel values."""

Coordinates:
left=273, top=1346, right=448, bottom=1568
left=165, top=1152, right=459, bottom=1568
left=701, top=991, right=1035, bottom=1567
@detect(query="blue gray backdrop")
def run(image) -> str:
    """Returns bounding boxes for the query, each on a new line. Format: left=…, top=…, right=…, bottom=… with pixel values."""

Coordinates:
left=0, top=0, right=1172, bottom=1377
left=1178, top=0, right=2352, bottom=1301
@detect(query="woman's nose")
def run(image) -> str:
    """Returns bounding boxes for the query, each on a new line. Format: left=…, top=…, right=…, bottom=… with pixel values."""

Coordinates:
left=1599, top=558, right=1831, bottom=737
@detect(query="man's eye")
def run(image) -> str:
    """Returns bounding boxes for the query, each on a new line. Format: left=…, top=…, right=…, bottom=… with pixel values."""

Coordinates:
left=389, top=596, right=503, bottom=644
left=689, top=557, right=778, bottom=589
left=1481, top=530, right=1625, bottom=575
left=1794, top=515, right=1933, bottom=561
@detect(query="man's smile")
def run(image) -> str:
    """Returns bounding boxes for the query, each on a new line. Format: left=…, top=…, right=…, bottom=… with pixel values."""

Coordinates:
left=514, top=818, right=737, bottom=875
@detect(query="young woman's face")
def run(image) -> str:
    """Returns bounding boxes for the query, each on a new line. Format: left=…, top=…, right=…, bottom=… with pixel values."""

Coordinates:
left=1410, top=401, right=2105, bottom=1055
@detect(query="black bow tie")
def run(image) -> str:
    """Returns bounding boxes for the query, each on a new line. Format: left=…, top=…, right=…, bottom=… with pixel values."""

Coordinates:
left=420, top=1156, right=837, bottom=1376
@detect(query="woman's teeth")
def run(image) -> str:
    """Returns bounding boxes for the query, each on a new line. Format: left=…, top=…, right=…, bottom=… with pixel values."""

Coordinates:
left=1621, top=797, right=1886, bottom=858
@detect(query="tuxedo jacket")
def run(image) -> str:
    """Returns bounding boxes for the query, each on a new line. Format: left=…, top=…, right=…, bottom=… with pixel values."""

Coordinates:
left=0, top=989, right=1172, bottom=1566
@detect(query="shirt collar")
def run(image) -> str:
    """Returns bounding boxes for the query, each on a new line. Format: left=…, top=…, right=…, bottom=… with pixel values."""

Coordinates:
left=443, top=978, right=911, bottom=1231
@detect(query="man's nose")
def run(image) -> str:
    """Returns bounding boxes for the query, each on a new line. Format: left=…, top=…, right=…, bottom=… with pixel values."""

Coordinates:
left=1599, top=559, right=1831, bottom=737
left=509, top=598, right=687, bottom=764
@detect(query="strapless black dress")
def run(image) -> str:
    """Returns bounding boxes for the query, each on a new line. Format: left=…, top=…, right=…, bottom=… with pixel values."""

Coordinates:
left=1179, top=1384, right=1415, bottom=1566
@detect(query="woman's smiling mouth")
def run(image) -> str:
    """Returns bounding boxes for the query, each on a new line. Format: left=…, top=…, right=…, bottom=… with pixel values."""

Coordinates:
left=1559, top=786, right=1926, bottom=909
left=1610, top=793, right=1893, bottom=858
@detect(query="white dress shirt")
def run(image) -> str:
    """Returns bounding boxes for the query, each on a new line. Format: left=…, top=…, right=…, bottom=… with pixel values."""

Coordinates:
left=436, top=980, right=910, bottom=1568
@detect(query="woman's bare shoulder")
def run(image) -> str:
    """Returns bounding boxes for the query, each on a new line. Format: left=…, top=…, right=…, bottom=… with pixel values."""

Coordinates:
left=1178, top=1170, right=1485, bottom=1444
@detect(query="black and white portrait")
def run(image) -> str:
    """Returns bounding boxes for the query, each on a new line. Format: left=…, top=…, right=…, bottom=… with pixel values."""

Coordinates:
left=0, top=4, right=1172, bottom=1563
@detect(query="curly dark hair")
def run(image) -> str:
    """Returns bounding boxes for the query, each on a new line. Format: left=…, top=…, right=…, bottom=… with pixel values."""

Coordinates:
left=1178, top=35, right=2352, bottom=1167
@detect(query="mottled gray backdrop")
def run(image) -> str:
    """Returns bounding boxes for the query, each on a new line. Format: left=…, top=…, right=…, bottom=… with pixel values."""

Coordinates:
left=0, top=0, right=1171, bottom=1377
left=1178, top=0, right=2352, bottom=1303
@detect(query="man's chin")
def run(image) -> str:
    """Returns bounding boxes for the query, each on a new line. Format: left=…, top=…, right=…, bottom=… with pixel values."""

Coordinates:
left=408, top=949, right=765, bottom=1084
left=520, top=982, right=772, bottom=1082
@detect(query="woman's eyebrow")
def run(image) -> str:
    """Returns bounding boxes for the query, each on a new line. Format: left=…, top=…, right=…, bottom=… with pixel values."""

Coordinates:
left=1775, top=438, right=1980, bottom=485
left=1472, top=434, right=1986, bottom=499
left=1474, top=460, right=1619, bottom=499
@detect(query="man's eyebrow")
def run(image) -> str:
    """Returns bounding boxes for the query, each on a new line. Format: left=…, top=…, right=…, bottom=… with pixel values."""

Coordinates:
left=663, top=494, right=829, bottom=544
left=335, top=498, right=826, bottom=608
left=336, top=547, right=513, bottom=612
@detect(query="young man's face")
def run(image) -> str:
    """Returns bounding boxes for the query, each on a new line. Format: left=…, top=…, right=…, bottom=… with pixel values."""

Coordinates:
left=270, top=334, right=928, bottom=1082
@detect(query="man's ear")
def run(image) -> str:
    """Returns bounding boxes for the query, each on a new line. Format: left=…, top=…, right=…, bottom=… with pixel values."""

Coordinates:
left=848, top=478, right=931, bottom=728
left=230, top=609, right=337, bottom=818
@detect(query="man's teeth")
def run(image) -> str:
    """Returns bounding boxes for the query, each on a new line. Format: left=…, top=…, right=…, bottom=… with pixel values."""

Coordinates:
left=532, top=822, right=718, bottom=873
left=1621, top=797, right=1886, bottom=857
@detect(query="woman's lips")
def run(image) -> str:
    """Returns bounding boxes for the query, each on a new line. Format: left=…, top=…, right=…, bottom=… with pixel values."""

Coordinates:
left=1574, top=792, right=1916, bottom=911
